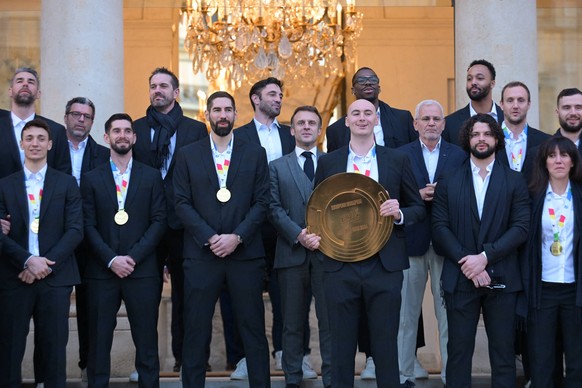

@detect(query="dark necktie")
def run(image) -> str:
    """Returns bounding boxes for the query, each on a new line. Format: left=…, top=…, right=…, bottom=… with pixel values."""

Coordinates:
left=302, top=151, right=314, bottom=181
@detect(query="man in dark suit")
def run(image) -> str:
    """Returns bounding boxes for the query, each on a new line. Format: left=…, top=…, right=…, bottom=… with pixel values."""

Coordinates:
left=325, top=66, right=416, bottom=152
left=396, top=99, right=467, bottom=386
left=233, top=77, right=294, bottom=375
left=0, top=118, right=83, bottom=387
left=0, top=67, right=71, bottom=179
left=554, top=88, right=582, bottom=152
left=314, top=99, right=425, bottom=387
left=442, top=59, right=504, bottom=146
left=268, top=106, right=329, bottom=387
left=174, top=91, right=271, bottom=387
left=81, top=113, right=166, bottom=387
left=432, top=114, right=530, bottom=387
left=132, top=67, right=208, bottom=374
left=62, top=97, right=110, bottom=380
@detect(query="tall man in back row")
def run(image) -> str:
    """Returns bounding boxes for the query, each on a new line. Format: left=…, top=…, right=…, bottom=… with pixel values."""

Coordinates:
left=314, top=99, right=425, bottom=387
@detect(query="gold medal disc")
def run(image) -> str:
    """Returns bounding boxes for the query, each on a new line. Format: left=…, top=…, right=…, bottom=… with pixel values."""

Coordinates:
left=114, top=210, right=129, bottom=225
left=30, top=218, right=40, bottom=234
left=217, top=188, right=231, bottom=203
left=550, top=241, right=563, bottom=256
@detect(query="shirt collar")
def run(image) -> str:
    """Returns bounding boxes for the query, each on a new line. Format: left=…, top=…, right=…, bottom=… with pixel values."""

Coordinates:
left=502, top=122, right=529, bottom=140
left=419, top=137, right=441, bottom=152
left=295, top=146, right=318, bottom=159
left=469, top=101, right=498, bottom=119
left=470, top=158, right=494, bottom=174
left=24, top=163, right=48, bottom=181
left=547, top=180, right=573, bottom=200
left=68, top=137, right=89, bottom=151
left=11, top=111, right=35, bottom=127
left=348, top=143, right=376, bottom=162
left=254, top=117, right=280, bottom=131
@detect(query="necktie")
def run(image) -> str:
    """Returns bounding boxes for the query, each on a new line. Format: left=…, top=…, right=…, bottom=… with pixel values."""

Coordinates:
left=302, top=151, right=314, bottom=180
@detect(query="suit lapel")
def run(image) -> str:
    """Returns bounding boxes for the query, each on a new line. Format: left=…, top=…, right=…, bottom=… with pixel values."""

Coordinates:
left=286, top=153, right=311, bottom=203
left=125, top=162, right=141, bottom=207
left=1, top=115, right=22, bottom=166
left=200, top=138, right=219, bottom=189
left=13, top=172, right=29, bottom=228
left=99, top=164, right=118, bottom=208
left=244, top=121, right=261, bottom=144
left=379, top=103, right=396, bottom=148
left=39, top=169, right=56, bottom=220
left=225, top=138, right=243, bottom=189
left=478, top=161, right=504, bottom=243
left=433, top=142, right=448, bottom=182
left=411, top=141, right=430, bottom=184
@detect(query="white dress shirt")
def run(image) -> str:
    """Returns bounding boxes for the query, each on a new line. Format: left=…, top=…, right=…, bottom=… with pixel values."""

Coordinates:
left=69, top=138, right=88, bottom=186
left=420, top=138, right=441, bottom=183
left=24, top=164, right=47, bottom=257
left=470, top=158, right=494, bottom=219
left=254, top=118, right=283, bottom=163
left=295, top=146, right=318, bottom=172
left=12, top=112, right=35, bottom=165
left=469, top=101, right=498, bottom=123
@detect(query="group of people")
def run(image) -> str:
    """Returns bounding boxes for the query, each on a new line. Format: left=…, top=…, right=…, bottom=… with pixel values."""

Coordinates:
left=0, top=59, right=580, bottom=388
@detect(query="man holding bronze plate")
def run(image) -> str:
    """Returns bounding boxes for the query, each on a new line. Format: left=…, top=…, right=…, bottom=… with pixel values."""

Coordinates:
left=312, top=99, right=425, bottom=387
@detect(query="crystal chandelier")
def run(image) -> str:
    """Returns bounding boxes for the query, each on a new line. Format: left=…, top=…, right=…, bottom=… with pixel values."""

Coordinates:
left=181, top=0, right=363, bottom=90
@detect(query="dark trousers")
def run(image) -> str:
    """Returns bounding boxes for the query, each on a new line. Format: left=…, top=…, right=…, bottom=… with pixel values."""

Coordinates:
left=324, top=257, right=402, bottom=388
left=528, top=282, right=582, bottom=388
left=445, top=289, right=517, bottom=388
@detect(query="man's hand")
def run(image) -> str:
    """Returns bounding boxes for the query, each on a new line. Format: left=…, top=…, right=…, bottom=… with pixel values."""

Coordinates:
left=471, top=270, right=491, bottom=288
left=210, top=234, right=239, bottom=258
left=1, top=215, right=10, bottom=235
left=111, top=255, right=136, bottom=278
left=163, top=266, right=170, bottom=283
left=380, top=198, right=401, bottom=222
left=297, top=228, right=321, bottom=251
left=459, top=253, right=488, bottom=280
left=419, top=183, right=437, bottom=201
left=26, top=256, right=55, bottom=279
left=18, top=269, right=36, bottom=284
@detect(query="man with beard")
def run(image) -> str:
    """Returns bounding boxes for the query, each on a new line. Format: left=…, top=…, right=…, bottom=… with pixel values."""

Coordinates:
left=326, top=67, right=416, bottom=152
left=63, top=97, right=110, bottom=383
left=554, top=88, right=582, bottom=153
left=174, top=91, right=271, bottom=387
left=81, top=113, right=166, bottom=387
left=0, top=67, right=71, bottom=179
left=442, top=59, right=504, bottom=146
left=432, top=113, right=530, bottom=387
left=233, top=77, right=294, bottom=376
left=133, top=67, right=207, bottom=375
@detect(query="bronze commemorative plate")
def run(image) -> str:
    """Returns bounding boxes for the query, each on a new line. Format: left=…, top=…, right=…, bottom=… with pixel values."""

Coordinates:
left=306, top=172, right=393, bottom=262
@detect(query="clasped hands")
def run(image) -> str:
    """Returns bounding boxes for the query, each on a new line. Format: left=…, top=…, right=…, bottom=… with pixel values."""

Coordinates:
left=18, top=256, right=54, bottom=284
left=459, top=253, right=490, bottom=288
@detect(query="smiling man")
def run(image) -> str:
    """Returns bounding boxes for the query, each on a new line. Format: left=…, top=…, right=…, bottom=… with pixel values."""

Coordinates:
left=554, top=88, right=582, bottom=153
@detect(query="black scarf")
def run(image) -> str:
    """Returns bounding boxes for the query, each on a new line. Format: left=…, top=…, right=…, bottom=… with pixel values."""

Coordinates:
left=147, top=102, right=183, bottom=170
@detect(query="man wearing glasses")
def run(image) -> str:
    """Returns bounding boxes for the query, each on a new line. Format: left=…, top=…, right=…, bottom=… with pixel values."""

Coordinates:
left=326, top=67, right=417, bottom=152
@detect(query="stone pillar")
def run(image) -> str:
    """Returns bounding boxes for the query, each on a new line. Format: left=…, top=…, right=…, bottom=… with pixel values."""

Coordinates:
left=40, top=0, right=124, bottom=144
left=454, top=0, right=539, bottom=128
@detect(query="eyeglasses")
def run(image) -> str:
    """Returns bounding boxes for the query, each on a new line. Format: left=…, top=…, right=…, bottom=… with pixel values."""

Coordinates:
left=419, top=116, right=443, bottom=123
left=68, top=111, right=93, bottom=121
left=354, top=76, right=380, bottom=85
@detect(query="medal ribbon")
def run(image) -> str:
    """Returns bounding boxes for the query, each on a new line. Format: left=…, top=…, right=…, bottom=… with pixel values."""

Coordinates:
left=110, top=160, right=130, bottom=211
left=503, top=124, right=525, bottom=171
left=352, top=146, right=376, bottom=177
left=27, top=189, right=43, bottom=219
left=211, top=137, right=233, bottom=189
left=547, top=188, right=572, bottom=243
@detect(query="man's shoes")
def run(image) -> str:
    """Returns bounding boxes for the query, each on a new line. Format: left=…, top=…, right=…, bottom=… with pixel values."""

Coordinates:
left=414, top=358, right=429, bottom=379
left=230, top=358, right=248, bottom=380
left=360, top=356, right=376, bottom=380
left=174, top=361, right=182, bottom=373
left=275, top=350, right=283, bottom=370
left=129, top=370, right=138, bottom=382
left=302, top=355, right=318, bottom=379
left=401, top=380, right=416, bottom=387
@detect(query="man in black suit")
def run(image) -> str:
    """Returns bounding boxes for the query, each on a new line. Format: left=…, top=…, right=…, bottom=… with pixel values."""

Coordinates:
left=442, top=59, right=504, bottom=146
left=0, top=67, right=71, bottom=179
left=174, top=91, right=271, bottom=387
left=396, top=99, right=467, bottom=386
left=81, top=113, right=166, bottom=387
left=233, top=77, right=294, bottom=375
left=554, top=88, right=582, bottom=151
left=268, top=106, right=329, bottom=387
left=325, top=66, right=416, bottom=152
left=314, top=99, right=425, bottom=387
left=432, top=114, right=530, bottom=387
left=63, top=97, right=110, bottom=380
left=132, top=67, right=208, bottom=374
left=0, top=119, right=83, bottom=387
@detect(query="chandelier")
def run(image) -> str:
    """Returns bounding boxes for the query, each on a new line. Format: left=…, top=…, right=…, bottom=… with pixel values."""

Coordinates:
left=181, top=0, right=363, bottom=89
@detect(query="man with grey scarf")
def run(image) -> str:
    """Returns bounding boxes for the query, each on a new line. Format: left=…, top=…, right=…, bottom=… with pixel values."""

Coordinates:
left=133, top=67, right=208, bottom=376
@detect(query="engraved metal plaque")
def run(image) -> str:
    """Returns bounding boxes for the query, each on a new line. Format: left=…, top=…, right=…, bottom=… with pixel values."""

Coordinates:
left=307, top=172, right=393, bottom=262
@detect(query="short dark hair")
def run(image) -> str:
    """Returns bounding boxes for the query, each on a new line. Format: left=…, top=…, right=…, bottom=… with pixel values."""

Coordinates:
left=556, top=88, right=582, bottom=106
left=65, top=97, right=95, bottom=118
left=104, top=113, right=133, bottom=133
left=248, top=77, right=283, bottom=111
left=290, top=105, right=322, bottom=128
left=530, top=136, right=582, bottom=194
left=22, top=118, right=51, bottom=140
left=459, top=113, right=504, bottom=153
left=468, top=59, right=496, bottom=80
left=207, top=91, right=236, bottom=111
left=149, top=67, right=179, bottom=90
left=12, top=67, right=39, bottom=86
left=351, top=67, right=378, bottom=85
left=501, top=81, right=531, bottom=102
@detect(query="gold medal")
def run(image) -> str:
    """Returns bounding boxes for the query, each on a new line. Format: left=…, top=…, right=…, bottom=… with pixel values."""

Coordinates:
left=114, top=210, right=129, bottom=225
left=550, top=241, right=563, bottom=256
left=30, top=218, right=40, bottom=234
left=216, top=187, right=231, bottom=203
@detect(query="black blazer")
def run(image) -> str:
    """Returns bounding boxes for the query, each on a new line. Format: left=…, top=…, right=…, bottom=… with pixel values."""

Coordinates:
left=81, top=161, right=167, bottom=279
left=234, top=120, right=295, bottom=156
left=325, top=100, right=417, bottom=152
left=75, top=136, right=110, bottom=178
left=0, top=109, right=72, bottom=178
left=0, top=167, right=83, bottom=289
left=432, top=159, right=530, bottom=294
left=173, top=137, right=270, bottom=261
left=442, top=103, right=504, bottom=146
left=314, top=145, right=425, bottom=272
left=133, top=115, right=208, bottom=230
left=397, top=139, right=467, bottom=256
